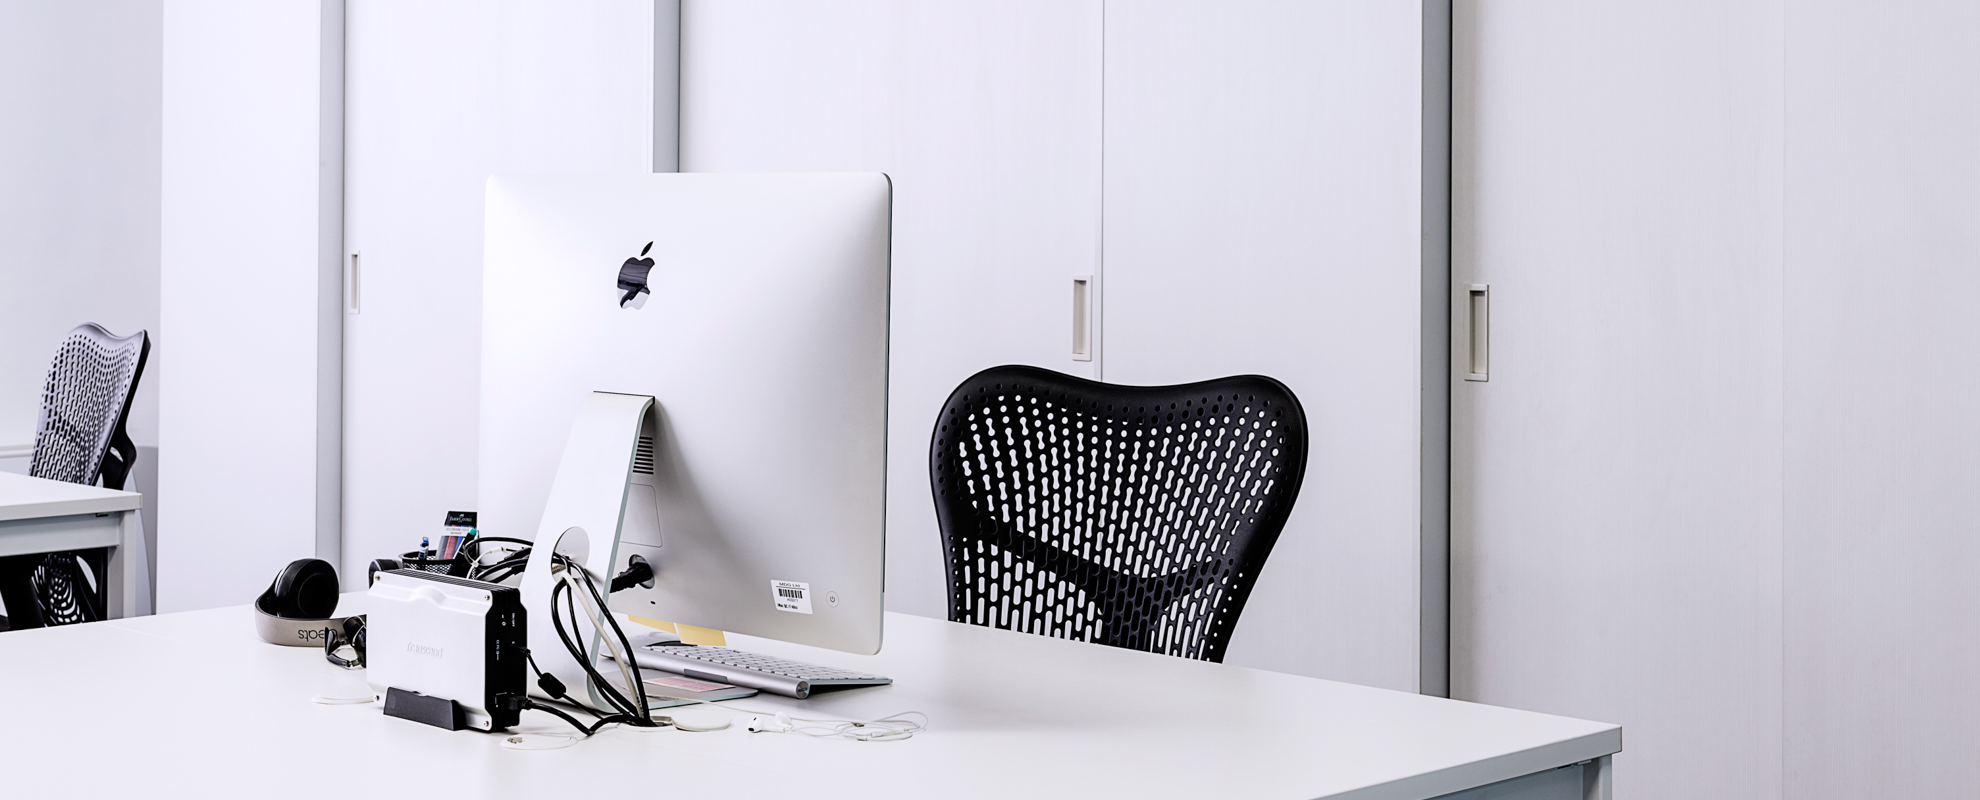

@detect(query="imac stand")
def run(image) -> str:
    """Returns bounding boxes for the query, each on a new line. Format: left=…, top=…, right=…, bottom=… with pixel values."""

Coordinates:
left=520, top=391, right=656, bottom=712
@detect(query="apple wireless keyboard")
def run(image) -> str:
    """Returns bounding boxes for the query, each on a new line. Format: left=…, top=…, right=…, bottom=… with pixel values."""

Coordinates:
left=631, top=643, right=891, bottom=699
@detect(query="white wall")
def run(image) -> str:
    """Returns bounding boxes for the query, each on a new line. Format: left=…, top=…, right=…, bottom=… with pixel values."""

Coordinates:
left=343, top=0, right=657, bottom=583
left=1103, top=0, right=1428, bottom=693
left=1455, top=1, right=1980, bottom=798
left=0, top=1, right=163, bottom=453
left=680, top=0, right=1105, bottom=621
left=157, top=0, right=342, bottom=612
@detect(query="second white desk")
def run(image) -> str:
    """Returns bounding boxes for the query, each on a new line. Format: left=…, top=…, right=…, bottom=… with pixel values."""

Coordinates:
left=0, top=470, right=143, bottom=618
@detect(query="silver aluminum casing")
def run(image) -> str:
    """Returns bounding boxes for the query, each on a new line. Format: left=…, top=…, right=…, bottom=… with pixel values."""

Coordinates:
left=481, top=174, right=891, bottom=677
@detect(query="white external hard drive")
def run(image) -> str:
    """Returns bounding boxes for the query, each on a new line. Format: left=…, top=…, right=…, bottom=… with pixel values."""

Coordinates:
left=366, top=570, right=527, bottom=731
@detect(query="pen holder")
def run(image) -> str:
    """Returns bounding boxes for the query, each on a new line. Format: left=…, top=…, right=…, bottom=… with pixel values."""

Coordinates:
left=395, top=550, right=471, bottom=578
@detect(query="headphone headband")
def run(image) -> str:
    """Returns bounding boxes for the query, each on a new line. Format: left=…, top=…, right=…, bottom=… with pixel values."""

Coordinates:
left=253, top=559, right=355, bottom=648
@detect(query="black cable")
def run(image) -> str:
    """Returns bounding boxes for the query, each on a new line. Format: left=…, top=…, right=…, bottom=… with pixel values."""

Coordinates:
left=527, top=700, right=605, bottom=735
left=575, top=568, right=656, bottom=724
left=461, top=540, right=533, bottom=581
left=609, top=558, right=654, bottom=593
left=551, top=578, right=629, bottom=715
left=525, top=647, right=561, bottom=696
left=481, top=553, right=532, bottom=570
left=498, top=558, right=668, bottom=740
left=473, top=557, right=532, bottom=585
left=574, top=564, right=651, bottom=715
left=461, top=536, right=533, bottom=555
left=496, top=692, right=643, bottom=738
left=521, top=645, right=644, bottom=735
left=549, top=575, right=653, bottom=724
left=523, top=647, right=597, bottom=721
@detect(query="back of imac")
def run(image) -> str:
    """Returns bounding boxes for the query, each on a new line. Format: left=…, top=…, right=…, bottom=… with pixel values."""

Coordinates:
left=480, top=173, right=890, bottom=655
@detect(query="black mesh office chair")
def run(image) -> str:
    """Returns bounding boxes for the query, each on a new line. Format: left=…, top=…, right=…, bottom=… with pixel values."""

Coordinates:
left=0, top=323, right=150, bottom=630
left=929, top=365, right=1307, bottom=662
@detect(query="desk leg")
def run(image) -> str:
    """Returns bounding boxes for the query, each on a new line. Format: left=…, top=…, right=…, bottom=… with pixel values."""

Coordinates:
left=106, top=511, right=140, bottom=619
left=1581, top=755, right=1612, bottom=800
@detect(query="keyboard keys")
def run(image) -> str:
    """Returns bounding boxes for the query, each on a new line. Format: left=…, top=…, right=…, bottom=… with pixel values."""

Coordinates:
left=648, top=646, right=888, bottom=682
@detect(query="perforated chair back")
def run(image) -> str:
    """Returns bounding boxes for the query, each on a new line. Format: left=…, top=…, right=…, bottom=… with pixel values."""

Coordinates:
left=929, top=365, right=1307, bottom=662
left=0, top=323, right=150, bottom=630
left=30, top=323, right=150, bottom=491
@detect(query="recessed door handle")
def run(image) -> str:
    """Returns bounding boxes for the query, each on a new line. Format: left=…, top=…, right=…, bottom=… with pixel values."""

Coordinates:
left=1465, top=284, right=1487, bottom=381
left=1072, top=275, right=1093, bottom=361
left=347, top=252, right=362, bottom=315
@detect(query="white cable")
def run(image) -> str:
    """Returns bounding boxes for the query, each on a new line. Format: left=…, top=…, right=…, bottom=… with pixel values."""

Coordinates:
left=653, top=696, right=928, bottom=742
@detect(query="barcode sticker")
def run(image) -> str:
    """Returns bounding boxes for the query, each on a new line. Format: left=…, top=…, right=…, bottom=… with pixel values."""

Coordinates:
left=771, top=580, right=813, bottom=614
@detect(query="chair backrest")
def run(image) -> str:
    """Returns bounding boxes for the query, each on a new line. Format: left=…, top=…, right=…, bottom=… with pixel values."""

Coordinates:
left=2, top=324, right=149, bottom=630
left=929, top=365, right=1307, bottom=662
left=30, top=323, right=150, bottom=490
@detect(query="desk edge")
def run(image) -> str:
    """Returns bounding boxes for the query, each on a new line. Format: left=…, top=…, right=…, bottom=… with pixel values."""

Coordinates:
left=0, top=494, right=143, bottom=522
left=1322, top=726, right=1622, bottom=800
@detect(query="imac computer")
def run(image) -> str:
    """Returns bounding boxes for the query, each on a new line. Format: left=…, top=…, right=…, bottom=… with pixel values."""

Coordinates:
left=478, top=173, right=891, bottom=709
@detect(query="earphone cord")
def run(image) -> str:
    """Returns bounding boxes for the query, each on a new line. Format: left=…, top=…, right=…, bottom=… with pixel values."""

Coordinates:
left=632, top=695, right=927, bottom=741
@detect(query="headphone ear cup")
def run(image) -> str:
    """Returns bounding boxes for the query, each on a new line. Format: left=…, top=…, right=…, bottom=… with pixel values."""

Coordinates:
left=272, top=558, right=339, bottom=618
left=271, top=559, right=310, bottom=616
left=368, top=558, right=402, bottom=587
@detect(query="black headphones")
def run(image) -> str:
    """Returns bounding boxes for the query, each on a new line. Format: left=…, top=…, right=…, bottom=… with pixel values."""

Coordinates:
left=261, top=558, right=341, bottom=619
left=253, top=558, right=358, bottom=647
left=323, top=614, right=367, bottom=669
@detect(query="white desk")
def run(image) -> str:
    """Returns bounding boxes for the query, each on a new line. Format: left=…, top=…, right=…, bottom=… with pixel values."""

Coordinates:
left=0, top=597, right=1618, bottom=799
left=0, top=471, right=143, bottom=618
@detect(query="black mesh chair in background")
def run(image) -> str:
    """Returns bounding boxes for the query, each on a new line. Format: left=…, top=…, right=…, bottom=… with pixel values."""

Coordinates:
left=0, top=323, right=151, bottom=630
left=929, top=364, right=1308, bottom=662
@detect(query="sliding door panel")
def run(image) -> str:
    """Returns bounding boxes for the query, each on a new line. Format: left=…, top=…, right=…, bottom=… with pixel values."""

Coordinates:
left=1104, top=1, right=1427, bottom=691
left=1450, top=2, right=1784, bottom=797
left=344, top=0, right=655, bottom=583
left=681, top=0, right=1104, bottom=619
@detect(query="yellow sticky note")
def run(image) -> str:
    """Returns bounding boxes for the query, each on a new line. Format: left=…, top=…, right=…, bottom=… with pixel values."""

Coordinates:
left=674, top=622, right=727, bottom=646
left=628, top=616, right=676, bottom=633
left=629, top=616, right=726, bottom=646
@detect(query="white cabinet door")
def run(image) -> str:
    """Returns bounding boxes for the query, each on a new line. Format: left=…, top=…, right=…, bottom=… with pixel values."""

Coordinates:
left=341, top=0, right=656, bottom=583
left=1449, top=2, right=1785, bottom=798
left=1783, top=3, right=1980, bottom=798
left=1103, top=1, right=1432, bottom=692
left=680, top=0, right=1104, bottom=620
left=159, top=0, right=340, bottom=612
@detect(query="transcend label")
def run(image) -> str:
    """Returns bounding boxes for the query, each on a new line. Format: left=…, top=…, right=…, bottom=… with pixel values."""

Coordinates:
left=771, top=580, right=813, bottom=614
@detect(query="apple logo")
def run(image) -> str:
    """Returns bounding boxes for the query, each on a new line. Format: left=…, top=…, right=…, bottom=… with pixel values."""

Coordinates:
left=617, top=241, right=656, bottom=309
